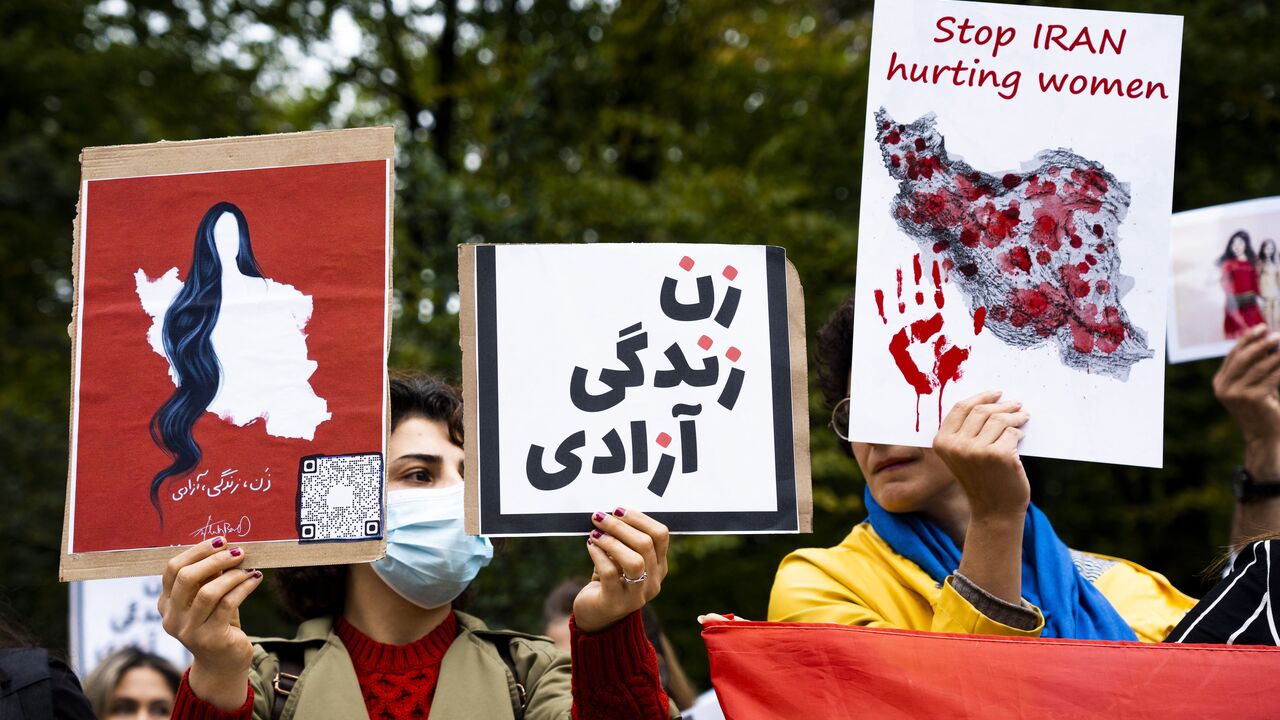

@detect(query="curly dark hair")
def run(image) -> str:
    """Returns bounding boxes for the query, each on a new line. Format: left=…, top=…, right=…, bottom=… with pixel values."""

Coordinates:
left=815, top=294, right=855, bottom=458
left=273, top=372, right=467, bottom=621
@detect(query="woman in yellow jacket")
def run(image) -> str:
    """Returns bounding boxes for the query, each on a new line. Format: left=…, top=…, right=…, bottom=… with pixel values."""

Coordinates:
left=769, top=298, right=1280, bottom=642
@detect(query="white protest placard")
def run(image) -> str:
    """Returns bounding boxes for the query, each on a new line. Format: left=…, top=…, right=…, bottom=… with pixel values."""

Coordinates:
left=1168, top=197, right=1280, bottom=363
left=459, top=244, right=810, bottom=535
left=69, top=576, right=192, bottom=677
left=850, top=0, right=1182, bottom=467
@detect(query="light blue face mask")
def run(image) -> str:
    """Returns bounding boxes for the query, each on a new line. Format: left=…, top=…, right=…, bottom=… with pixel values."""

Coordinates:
left=371, top=485, right=494, bottom=609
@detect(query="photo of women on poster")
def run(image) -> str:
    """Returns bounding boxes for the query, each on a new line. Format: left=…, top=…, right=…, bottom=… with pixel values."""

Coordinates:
left=1169, top=196, right=1280, bottom=362
left=1257, top=239, right=1280, bottom=328
left=1219, top=230, right=1264, bottom=339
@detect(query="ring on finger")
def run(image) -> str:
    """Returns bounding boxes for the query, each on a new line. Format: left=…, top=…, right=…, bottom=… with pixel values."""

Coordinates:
left=620, top=569, right=649, bottom=585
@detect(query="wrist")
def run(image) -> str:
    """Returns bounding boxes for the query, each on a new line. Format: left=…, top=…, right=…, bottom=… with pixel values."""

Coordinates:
left=968, top=503, right=1028, bottom=527
left=188, top=658, right=249, bottom=712
left=1243, top=437, right=1280, bottom=483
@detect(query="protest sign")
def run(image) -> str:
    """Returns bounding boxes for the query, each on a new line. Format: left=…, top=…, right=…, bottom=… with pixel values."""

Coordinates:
left=459, top=244, right=810, bottom=535
left=849, top=0, right=1182, bottom=467
left=69, top=576, right=192, bottom=677
left=62, top=128, right=393, bottom=580
left=1168, top=197, right=1280, bottom=363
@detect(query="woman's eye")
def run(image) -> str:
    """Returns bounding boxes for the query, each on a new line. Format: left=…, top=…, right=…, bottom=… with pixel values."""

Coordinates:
left=407, top=469, right=433, bottom=484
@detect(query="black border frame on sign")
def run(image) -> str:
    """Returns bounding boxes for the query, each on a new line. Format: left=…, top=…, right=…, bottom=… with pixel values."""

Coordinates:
left=475, top=244, right=798, bottom=534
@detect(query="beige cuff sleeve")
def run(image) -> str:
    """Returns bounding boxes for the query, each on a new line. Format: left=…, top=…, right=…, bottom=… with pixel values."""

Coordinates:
left=949, top=571, right=1042, bottom=632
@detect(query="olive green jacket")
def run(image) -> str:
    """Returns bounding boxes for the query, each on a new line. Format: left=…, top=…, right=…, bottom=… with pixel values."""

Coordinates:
left=245, top=612, right=572, bottom=720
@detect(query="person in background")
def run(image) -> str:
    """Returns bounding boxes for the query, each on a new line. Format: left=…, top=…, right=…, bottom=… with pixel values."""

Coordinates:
left=158, top=373, right=675, bottom=719
left=769, top=296, right=1280, bottom=643
left=542, top=578, right=700, bottom=712
left=541, top=579, right=581, bottom=652
left=0, top=606, right=95, bottom=719
left=82, top=647, right=180, bottom=720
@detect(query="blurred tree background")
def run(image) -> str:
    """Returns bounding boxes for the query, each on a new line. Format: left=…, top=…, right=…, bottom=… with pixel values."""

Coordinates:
left=2, top=0, right=1278, bottom=689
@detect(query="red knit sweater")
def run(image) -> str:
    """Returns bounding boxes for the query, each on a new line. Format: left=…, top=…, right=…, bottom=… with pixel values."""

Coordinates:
left=171, top=610, right=668, bottom=720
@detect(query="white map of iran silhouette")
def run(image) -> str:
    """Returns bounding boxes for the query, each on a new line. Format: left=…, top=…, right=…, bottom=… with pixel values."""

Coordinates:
left=134, top=212, right=331, bottom=441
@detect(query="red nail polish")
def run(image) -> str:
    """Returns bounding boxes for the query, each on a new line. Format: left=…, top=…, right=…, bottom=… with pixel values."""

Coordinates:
left=252, top=570, right=262, bottom=579
left=592, top=511, right=605, bottom=522
left=613, top=507, right=626, bottom=517
left=230, top=548, right=242, bottom=557
left=591, top=529, right=603, bottom=539
left=587, top=538, right=595, bottom=546
left=211, top=538, right=224, bottom=549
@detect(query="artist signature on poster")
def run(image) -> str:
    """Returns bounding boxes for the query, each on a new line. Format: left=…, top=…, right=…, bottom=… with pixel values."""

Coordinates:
left=170, top=467, right=274, bottom=502
left=190, top=514, right=252, bottom=542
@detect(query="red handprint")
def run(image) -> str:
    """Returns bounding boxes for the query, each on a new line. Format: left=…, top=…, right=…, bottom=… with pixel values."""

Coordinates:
left=875, top=253, right=972, bottom=431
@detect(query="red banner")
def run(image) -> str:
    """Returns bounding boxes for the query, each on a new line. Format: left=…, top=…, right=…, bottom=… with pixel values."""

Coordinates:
left=703, top=621, right=1280, bottom=719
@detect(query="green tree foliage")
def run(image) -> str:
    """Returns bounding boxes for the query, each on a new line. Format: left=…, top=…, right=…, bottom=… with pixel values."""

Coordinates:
left=2, top=0, right=1279, bottom=688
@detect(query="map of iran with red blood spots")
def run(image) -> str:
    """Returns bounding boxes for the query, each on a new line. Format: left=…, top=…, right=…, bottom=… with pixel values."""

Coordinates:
left=875, top=108, right=1154, bottom=379
left=849, top=0, right=1182, bottom=468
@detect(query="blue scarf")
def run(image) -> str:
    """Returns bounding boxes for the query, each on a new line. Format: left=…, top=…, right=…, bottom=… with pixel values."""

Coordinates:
left=863, top=486, right=1136, bottom=641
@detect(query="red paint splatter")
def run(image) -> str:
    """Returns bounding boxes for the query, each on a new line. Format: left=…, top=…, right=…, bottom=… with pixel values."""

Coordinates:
left=889, top=327, right=932, bottom=432
left=913, top=254, right=923, bottom=285
left=973, top=306, right=987, bottom=334
left=1036, top=250, right=1052, bottom=265
left=896, top=267, right=905, bottom=313
left=874, top=289, right=887, bottom=324
left=932, top=260, right=944, bottom=308
left=1003, top=246, right=1032, bottom=273
left=915, top=291, right=924, bottom=306
left=934, top=338, right=971, bottom=427
left=1002, top=173, right=1021, bottom=189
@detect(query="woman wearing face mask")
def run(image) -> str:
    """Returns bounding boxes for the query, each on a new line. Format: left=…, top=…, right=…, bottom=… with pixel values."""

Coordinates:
left=158, top=373, right=675, bottom=719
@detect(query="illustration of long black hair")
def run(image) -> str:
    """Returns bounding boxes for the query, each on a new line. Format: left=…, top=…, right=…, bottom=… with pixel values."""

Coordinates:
left=149, top=201, right=263, bottom=517
left=1219, top=229, right=1257, bottom=266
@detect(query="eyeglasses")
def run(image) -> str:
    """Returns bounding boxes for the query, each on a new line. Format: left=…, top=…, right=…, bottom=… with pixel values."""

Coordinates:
left=829, top=397, right=851, bottom=442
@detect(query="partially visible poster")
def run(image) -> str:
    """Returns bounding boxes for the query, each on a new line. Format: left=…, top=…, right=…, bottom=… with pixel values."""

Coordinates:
left=460, top=244, right=811, bottom=536
left=849, top=0, right=1182, bottom=467
left=62, top=129, right=393, bottom=580
left=69, top=577, right=192, bottom=678
left=1168, top=197, right=1280, bottom=363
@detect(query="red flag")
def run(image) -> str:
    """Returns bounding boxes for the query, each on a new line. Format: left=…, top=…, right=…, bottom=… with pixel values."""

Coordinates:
left=703, top=621, right=1280, bottom=719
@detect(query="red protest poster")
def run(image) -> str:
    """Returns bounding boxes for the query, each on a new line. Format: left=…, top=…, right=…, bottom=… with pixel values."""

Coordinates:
left=63, top=129, right=392, bottom=579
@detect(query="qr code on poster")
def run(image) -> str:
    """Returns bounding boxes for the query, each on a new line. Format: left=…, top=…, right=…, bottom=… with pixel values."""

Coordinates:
left=297, top=453, right=383, bottom=543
